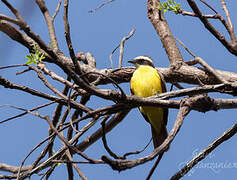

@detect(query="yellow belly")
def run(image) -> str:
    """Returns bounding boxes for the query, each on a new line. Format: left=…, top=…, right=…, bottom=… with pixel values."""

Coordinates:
left=130, top=65, right=163, bottom=133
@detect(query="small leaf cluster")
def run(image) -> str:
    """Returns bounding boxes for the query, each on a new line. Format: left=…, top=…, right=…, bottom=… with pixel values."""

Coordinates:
left=158, top=0, right=181, bottom=14
left=26, top=44, right=45, bottom=65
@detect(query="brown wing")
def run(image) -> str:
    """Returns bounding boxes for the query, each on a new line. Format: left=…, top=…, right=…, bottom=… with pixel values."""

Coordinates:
left=157, top=70, right=168, bottom=126
left=156, top=70, right=169, bottom=150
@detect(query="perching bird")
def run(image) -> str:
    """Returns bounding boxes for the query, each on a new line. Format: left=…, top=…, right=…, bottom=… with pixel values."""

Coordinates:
left=129, top=55, right=168, bottom=149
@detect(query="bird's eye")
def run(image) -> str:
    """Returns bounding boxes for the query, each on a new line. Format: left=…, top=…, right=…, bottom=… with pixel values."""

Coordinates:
left=139, top=59, right=144, bottom=64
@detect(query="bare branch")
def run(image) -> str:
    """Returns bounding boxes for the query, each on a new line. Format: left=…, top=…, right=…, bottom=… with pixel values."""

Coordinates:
left=52, top=0, right=62, bottom=21
left=63, top=0, right=82, bottom=75
left=178, top=10, right=219, bottom=19
left=176, top=38, right=196, bottom=58
left=2, top=0, right=59, bottom=60
left=0, top=14, right=21, bottom=25
left=146, top=153, right=164, bottom=180
left=190, top=57, right=227, bottom=84
left=44, top=116, right=96, bottom=163
left=187, top=0, right=237, bottom=56
left=29, top=65, right=91, bottom=112
left=170, top=123, right=237, bottom=180
left=199, top=0, right=218, bottom=14
left=0, top=101, right=54, bottom=124
left=221, top=0, right=236, bottom=42
left=0, top=163, right=32, bottom=174
left=118, top=29, right=135, bottom=69
left=101, top=115, right=125, bottom=159
left=88, top=0, right=115, bottom=13
left=35, top=0, right=59, bottom=50
left=147, top=0, right=184, bottom=66
left=102, top=96, right=191, bottom=171
left=76, top=110, right=130, bottom=152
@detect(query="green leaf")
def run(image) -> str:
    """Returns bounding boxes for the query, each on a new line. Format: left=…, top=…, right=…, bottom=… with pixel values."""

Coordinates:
left=26, top=60, right=33, bottom=65
left=158, top=0, right=181, bottom=14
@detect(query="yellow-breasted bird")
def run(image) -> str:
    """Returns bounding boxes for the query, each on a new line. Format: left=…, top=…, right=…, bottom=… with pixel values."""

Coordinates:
left=129, top=56, right=168, bottom=149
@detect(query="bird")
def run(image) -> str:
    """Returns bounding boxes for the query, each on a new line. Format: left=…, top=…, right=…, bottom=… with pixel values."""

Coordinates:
left=128, top=55, right=168, bottom=149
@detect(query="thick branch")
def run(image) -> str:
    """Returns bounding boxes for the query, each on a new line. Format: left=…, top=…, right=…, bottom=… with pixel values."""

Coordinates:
left=147, top=0, right=184, bottom=66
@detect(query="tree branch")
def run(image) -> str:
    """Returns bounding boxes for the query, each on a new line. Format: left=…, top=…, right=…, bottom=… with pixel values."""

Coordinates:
left=170, top=123, right=237, bottom=180
left=35, top=0, right=59, bottom=50
left=187, top=0, right=237, bottom=55
left=147, top=0, right=184, bottom=66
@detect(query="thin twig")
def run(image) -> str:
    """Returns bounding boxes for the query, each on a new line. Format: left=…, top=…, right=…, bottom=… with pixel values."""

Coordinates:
left=189, top=57, right=227, bottom=84
left=101, top=115, right=125, bottom=159
left=63, top=0, right=82, bottom=76
left=176, top=38, right=196, bottom=58
left=88, top=0, right=115, bottom=13
left=118, top=29, right=135, bottom=69
left=48, top=77, right=71, bottom=157
left=122, top=138, right=152, bottom=159
left=199, top=0, right=236, bottom=42
left=36, top=0, right=59, bottom=50
left=199, top=0, right=218, bottom=14
left=52, top=0, right=62, bottom=21
left=45, top=117, right=96, bottom=163
left=30, top=65, right=91, bottom=112
left=146, top=153, right=164, bottom=180
left=41, top=164, right=57, bottom=180
left=51, top=160, right=104, bottom=164
left=0, top=64, right=25, bottom=70
left=27, top=116, right=102, bottom=179
left=76, top=110, right=130, bottom=152
left=109, top=29, right=135, bottom=69
left=176, top=39, right=227, bottom=84
left=178, top=10, right=219, bottom=19
left=2, top=0, right=59, bottom=60
left=0, top=102, right=54, bottom=124
left=221, top=0, right=236, bottom=42
left=67, top=87, right=80, bottom=133
left=80, top=71, right=126, bottom=98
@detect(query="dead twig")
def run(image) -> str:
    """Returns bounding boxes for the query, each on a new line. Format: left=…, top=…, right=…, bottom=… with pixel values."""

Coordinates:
left=36, top=0, right=59, bottom=49
left=88, top=0, right=115, bottom=13
left=221, top=0, right=236, bottom=42
left=118, top=29, right=135, bottom=69
left=146, top=153, right=164, bottom=180
left=176, top=39, right=227, bottom=84
left=0, top=102, right=54, bottom=124
left=187, top=0, right=237, bottom=56
left=63, top=0, right=82, bottom=76
left=122, top=138, right=152, bottom=159
left=52, top=0, right=62, bottom=21
left=109, top=29, right=135, bottom=69
left=101, top=115, right=125, bottom=159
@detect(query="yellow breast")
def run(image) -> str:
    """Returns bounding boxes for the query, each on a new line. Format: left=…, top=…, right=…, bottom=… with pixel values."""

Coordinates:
left=130, top=65, right=163, bottom=134
left=130, top=65, right=163, bottom=98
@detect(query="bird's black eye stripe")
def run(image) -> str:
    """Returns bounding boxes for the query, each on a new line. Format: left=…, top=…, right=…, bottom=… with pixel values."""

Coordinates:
left=137, top=59, right=145, bottom=64
left=137, top=59, right=154, bottom=67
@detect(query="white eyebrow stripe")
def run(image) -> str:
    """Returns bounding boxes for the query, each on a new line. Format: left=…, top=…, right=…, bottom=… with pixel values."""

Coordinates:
left=134, top=56, right=153, bottom=63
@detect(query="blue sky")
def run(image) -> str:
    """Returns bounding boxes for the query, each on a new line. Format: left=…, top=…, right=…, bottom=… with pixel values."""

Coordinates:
left=0, top=0, right=237, bottom=179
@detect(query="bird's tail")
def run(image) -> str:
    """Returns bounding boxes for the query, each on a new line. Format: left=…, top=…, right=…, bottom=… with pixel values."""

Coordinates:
left=151, top=125, right=169, bottom=151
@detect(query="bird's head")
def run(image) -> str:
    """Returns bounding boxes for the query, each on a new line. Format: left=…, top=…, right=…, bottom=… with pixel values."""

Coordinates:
left=128, top=55, right=155, bottom=68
